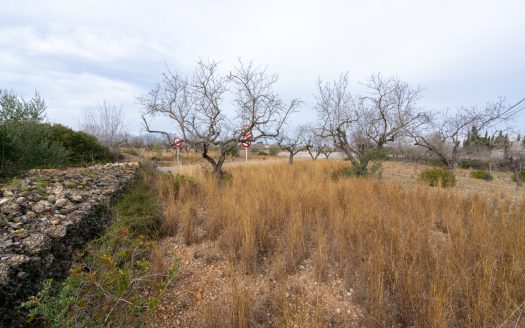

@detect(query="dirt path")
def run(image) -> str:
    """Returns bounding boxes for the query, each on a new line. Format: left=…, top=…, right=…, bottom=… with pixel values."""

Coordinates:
left=157, top=158, right=285, bottom=175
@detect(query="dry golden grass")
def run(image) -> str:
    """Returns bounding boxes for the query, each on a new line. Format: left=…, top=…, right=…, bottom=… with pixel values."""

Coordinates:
left=154, top=160, right=525, bottom=327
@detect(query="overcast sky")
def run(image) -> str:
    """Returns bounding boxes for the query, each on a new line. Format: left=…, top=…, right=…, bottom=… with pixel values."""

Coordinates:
left=1, top=0, right=524, bottom=134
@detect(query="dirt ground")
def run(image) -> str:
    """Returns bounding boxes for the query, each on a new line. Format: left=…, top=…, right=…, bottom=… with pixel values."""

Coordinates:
left=147, top=235, right=362, bottom=328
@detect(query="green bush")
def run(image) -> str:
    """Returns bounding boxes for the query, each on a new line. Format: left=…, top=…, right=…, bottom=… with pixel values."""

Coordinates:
left=267, top=145, right=280, bottom=156
left=226, top=147, right=239, bottom=157
left=256, top=150, right=268, bottom=156
left=0, top=123, right=113, bottom=179
left=470, top=170, right=493, bottom=181
left=459, top=159, right=488, bottom=170
left=334, top=149, right=387, bottom=179
left=418, top=168, right=456, bottom=188
left=0, top=122, right=70, bottom=178
left=43, top=124, right=114, bottom=164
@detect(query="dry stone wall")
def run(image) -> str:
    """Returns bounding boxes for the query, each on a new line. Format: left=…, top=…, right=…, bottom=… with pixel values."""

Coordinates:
left=0, top=162, right=140, bottom=324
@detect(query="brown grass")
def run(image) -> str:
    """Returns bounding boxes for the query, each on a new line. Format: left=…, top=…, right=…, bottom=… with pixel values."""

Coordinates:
left=154, top=160, right=525, bottom=327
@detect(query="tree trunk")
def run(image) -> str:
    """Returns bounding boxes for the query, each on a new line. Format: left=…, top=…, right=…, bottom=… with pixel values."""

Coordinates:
left=288, top=152, right=294, bottom=165
left=513, top=159, right=522, bottom=187
left=214, top=153, right=226, bottom=178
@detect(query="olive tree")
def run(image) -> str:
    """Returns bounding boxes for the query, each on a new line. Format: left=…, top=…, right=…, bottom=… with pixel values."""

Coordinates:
left=0, top=89, right=46, bottom=125
left=140, top=60, right=299, bottom=177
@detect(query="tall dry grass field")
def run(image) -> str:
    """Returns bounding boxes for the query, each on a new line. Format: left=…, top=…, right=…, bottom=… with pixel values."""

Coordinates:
left=155, top=160, right=525, bottom=327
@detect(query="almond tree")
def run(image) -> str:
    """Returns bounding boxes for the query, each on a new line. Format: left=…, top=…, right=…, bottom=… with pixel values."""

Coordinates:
left=303, top=126, right=330, bottom=160
left=79, top=101, right=128, bottom=156
left=277, top=125, right=308, bottom=165
left=140, top=60, right=299, bottom=177
left=315, top=73, right=424, bottom=175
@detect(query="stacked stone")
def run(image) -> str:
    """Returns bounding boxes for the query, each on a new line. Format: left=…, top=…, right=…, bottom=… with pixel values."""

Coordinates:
left=0, top=162, right=139, bottom=324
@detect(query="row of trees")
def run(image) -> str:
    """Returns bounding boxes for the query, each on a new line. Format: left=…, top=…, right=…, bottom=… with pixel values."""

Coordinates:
left=140, top=60, right=524, bottom=179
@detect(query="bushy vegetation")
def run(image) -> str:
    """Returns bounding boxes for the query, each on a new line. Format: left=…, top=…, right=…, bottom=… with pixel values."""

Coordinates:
left=470, top=170, right=493, bottom=181
left=418, top=167, right=456, bottom=187
left=22, top=167, right=177, bottom=327
left=121, top=147, right=141, bottom=157
left=0, top=90, right=113, bottom=179
left=459, top=159, right=489, bottom=170
left=1, top=123, right=113, bottom=179
left=511, top=170, right=525, bottom=182
left=267, top=145, right=280, bottom=156
left=333, top=149, right=386, bottom=178
left=226, top=147, right=239, bottom=157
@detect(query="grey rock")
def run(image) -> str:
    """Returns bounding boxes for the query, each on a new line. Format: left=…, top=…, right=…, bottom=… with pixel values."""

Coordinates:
left=68, top=193, right=83, bottom=203
left=55, top=198, right=67, bottom=208
left=15, top=197, right=26, bottom=204
left=32, top=200, right=52, bottom=213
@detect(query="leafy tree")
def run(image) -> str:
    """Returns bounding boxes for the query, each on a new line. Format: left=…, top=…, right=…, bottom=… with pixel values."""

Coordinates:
left=0, top=89, right=46, bottom=124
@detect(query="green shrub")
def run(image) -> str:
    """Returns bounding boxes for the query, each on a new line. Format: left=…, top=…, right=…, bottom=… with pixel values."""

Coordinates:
left=267, top=145, right=280, bottom=156
left=418, top=168, right=456, bottom=187
left=0, top=122, right=113, bottom=179
left=470, top=170, right=493, bottom=181
left=226, top=147, right=239, bottom=157
left=256, top=150, right=268, bottom=156
left=43, top=124, right=114, bottom=164
left=0, top=122, right=70, bottom=179
left=459, top=159, right=488, bottom=170
left=334, top=149, right=387, bottom=179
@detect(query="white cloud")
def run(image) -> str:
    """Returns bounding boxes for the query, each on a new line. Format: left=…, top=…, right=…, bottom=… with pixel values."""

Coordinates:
left=1, top=0, right=524, bottom=133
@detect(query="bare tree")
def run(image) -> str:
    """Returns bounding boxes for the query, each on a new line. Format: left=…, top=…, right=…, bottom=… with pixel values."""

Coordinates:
left=79, top=101, right=128, bottom=155
left=409, top=98, right=524, bottom=170
left=139, top=60, right=299, bottom=177
left=277, top=125, right=308, bottom=165
left=315, top=73, right=424, bottom=174
left=359, top=73, right=425, bottom=148
left=303, top=125, right=330, bottom=160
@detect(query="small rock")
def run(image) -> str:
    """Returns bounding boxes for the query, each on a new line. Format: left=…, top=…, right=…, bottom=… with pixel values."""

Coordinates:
left=50, top=219, right=60, bottom=225
left=68, top=193, right=83, bottom=203
left=0, top=198, right=10, bottom=206
left=32, top=200, right=52, bottom=213
left=53, top=185, right=64, bottom=195
left=26, top=210, right=36, bottom=218
left=16, top=271, right=28, bottom=279
left=3, top=190, right=13, bottom=197
left=55, top=198, right=67, bottom=208
left=15, top=197, right=26, bottom=204
left=336, top=308, right=341, bottom=314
